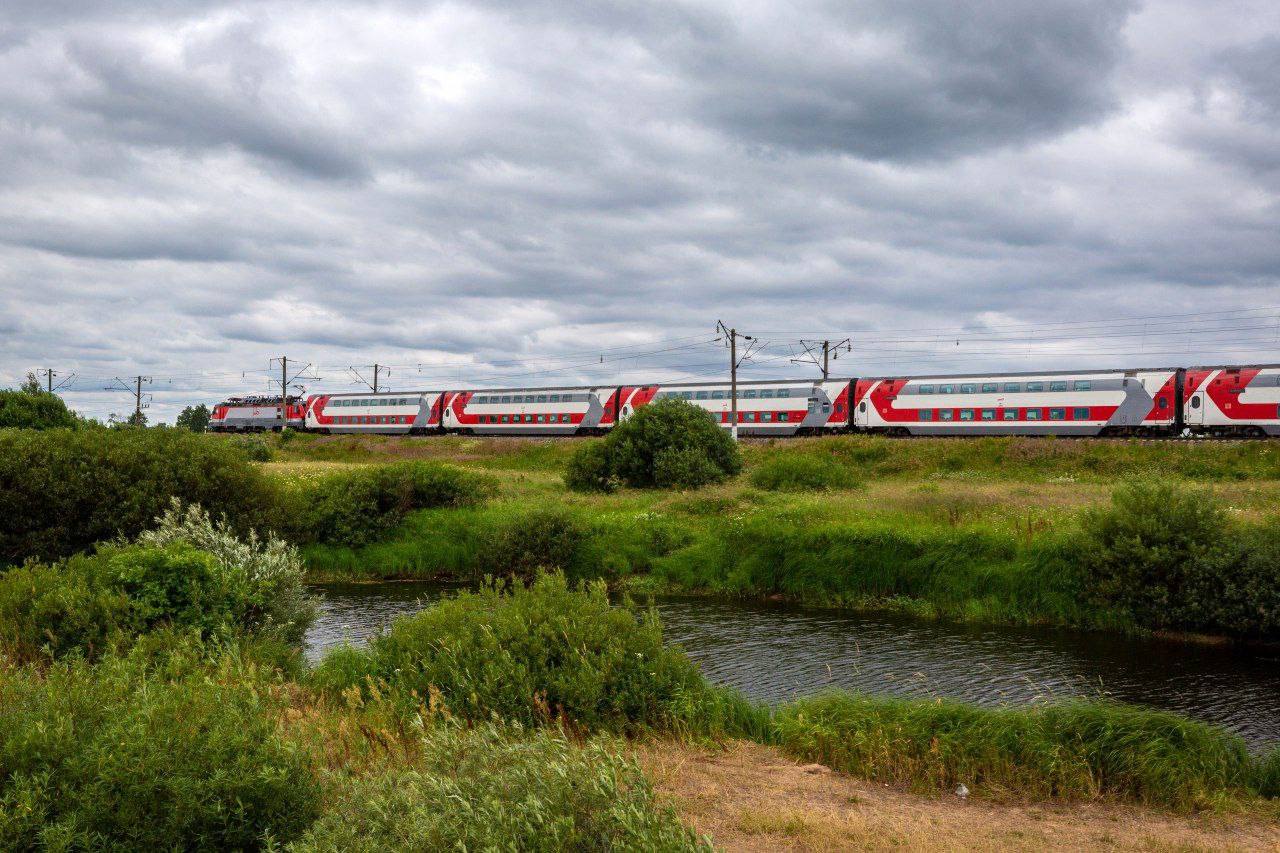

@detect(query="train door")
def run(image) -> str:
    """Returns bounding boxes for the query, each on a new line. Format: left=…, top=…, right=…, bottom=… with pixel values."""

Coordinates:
left=1185, top=384, right=1206, bottom=427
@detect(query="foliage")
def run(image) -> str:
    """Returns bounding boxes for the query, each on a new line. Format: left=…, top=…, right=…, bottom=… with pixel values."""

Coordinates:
left=483, top=506, right=594, bottom=581
left=1252, top=747, right=1280, bottom=798
left=563, top=440, right=617, bottom=493
left=771, top=692, right=1256, bottom=810
left=1077, top=481, right=1280, bottom=637
left=135, top=500, right=316, bottom=645
left=0, top=509, right=316, bottom=660
left=176, top=403, right=212, bottom=432
left=748, top=454, right=862, bottom=491
left=287, top=722, right=707, bottom=852
left=232, top=434, right=275, bottom=461
left=311, top=573, right=709, bottom=733
left=0, top=647, right=320, bottom=851
left=565, top=399, right=741, bottom=491
left=0, top=427, right=278, bottom=565
left=283, top=462, right=497, bottom=546
left=0, top=389, right=77, bottom=431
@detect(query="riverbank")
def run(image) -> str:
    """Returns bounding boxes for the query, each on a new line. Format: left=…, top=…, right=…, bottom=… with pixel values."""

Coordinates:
left=639, top=739, right=1280, bottom=852
left=271, top=433, right=1280, bottom=643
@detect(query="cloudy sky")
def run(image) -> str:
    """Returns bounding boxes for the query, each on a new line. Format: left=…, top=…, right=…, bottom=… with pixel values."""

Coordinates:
left=1, top=0, right=1279, bottom=421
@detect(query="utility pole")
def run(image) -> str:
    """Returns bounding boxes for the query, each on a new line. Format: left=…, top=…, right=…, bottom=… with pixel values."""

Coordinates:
left=38, top=368, right=75, bottom=394
left=791, top=338, right=851, bottom=380
left=269, top=356, right=313, bottom=424
left=348, top=363, right=391, bottom=393
left=105, top=376, right=152, bottom=425
left=716, top=321, right=764, bottom=440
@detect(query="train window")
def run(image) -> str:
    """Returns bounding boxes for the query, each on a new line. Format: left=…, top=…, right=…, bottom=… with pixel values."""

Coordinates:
left=960, top=409, right=975, bottom=420
left=940, top=409, right=954, bottom=421
left=1026, top=382, right=1044, bottom=392
left=1026, top=409, right=1041, bottom=420
left=763, top=389, right=779, bottom=399
left=743, top=390, right=757, bottom=399
left=708, top=390, right=723, bottom=400
left=1003, top=409, right=1017, bottom=421
left=1050, top=381, right=1068, bottom=392
left=1158, top=397, right=1168, bottom=409
left=500, top=415, right=509, bottom=423
left=918, top=410, right=932, bottom=421
left=859, top=401, right=867, bottom=413
left=939, top=384, right=955, bottom=394
left=1050, top=408, right=1065, bottom=420
left=1190, top=396, right=1201, bottom=409
left=563, top=414, right=573, bottom=423
left=680, top=391, right=693, bottom=400
left=982, top=383, right=998, bottom=393
left=1074, top=381, right=1092, bottom=391
left=961, top=384, right=978, bottom=394
left=692, top=391, right=706, bottom=400
left=761, top=412, right=773, bottom=422
left=1003, top=383, right=1021, bottom=393
left=535, top=414, right=544, bottom=423
left=779, top=412, right=789, bottom=422
left=546, top=394, right=558, bottom=403
left=1073, top=408, right=1090, bottom=420
left=918, top=384, right=935, bottom=394
left=536, top=395, right=548, bottom=403
left=498, top=395, right=510, bottom=403
left=981, top=409, right=995, bottom=420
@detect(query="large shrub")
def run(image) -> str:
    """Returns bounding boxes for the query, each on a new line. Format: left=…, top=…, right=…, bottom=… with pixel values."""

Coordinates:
left=0, top=428, right=278, bottom=565
left=286, top=462, right=497, bottom=546
left=565, top=399, right=741, bottom=491
left=1077, top=481, right=1280, bottom=637
left=311, top=573, right=708, bottom=732
left=0, top=649, right=320, bottom=850
left=0, top=510, right=315, bottom=660
left=483, top=506, right=594, bottom=581
left=0, top=390, right=77, bottom=430
left=288, top=723, right=706, bottom=852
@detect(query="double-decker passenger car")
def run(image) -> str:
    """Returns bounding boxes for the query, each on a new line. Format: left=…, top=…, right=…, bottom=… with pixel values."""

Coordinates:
left=851, top=369, right=1180, bottom=437
left=1183, top=365, right=1280, bottom=437
left=304, top=392, right=442, bottom=434
left=209, top=395, right=305, bottom=432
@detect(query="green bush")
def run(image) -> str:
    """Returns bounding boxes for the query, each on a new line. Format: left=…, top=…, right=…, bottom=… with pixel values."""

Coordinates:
left=288, top=722, right=707, bottom=852
left=483, top=506, right=593, bottom=581
left=311, top=573, right=709, bottom=732
left=749, top=454, right=861, bottom=491
left=231, top=434, right=274, bottom=462
left=0, top=649, right=320, bottom=850
left=0, top=509, right=315, bottom=660
left=563, top=439, right=617, bottom=493
left=771, top=692, right=1255, bottom=810
left=0, top=390, right=77, bottom=430
left=1077, top=481, right=1280, bottom=637
left=565, top=399, right=741, bottom=491
left=0, top=428, right=278, bottom=565
left=286, top=462, right=496, bottom=546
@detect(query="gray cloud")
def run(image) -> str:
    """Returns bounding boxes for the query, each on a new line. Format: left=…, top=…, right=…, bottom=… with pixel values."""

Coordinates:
left=1, top=0, right=1279, bottom=422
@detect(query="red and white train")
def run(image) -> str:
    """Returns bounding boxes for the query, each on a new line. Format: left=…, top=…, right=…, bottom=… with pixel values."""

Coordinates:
left=208, top=363, right=1280, bottom=438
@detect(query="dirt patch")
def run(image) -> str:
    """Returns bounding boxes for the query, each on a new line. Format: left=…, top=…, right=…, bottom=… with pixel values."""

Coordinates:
left=637, top=740, right=1279, bottom=852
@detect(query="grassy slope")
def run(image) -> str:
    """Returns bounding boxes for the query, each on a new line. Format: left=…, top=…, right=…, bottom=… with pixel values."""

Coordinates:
left=264, top=433, right=1280, bottom=632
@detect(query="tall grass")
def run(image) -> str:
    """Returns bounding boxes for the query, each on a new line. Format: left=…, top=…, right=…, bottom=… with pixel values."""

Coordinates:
left=770, top=692, right=1258, bottom=811
left=287, top=722, right=709, bottom=852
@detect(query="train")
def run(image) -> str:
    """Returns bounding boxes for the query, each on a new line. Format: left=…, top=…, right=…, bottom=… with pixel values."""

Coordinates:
left=207, top=363, right=1280, bottom=438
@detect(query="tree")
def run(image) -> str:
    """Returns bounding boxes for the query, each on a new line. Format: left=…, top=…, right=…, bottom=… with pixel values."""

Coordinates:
left=20, top=372, right=41, bottom=394
left=0, top=388, right=77, bottom=430
left=176, top=404, right=211, bottom=433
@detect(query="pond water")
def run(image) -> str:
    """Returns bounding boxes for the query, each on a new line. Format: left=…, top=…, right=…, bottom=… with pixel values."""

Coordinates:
left=307, top=582, right=1280, bottom=749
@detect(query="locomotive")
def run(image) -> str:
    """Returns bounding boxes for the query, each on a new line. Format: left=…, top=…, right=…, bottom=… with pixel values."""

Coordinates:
left=208, top=363, right=1280, bottom=438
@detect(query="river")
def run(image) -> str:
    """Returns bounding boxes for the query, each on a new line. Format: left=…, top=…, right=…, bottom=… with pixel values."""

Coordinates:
left=306, top=581, right=1280, bottom=749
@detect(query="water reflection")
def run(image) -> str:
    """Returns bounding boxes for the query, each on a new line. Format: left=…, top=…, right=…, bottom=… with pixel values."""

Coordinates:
left=307, top=582, right=1280, bottom=749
